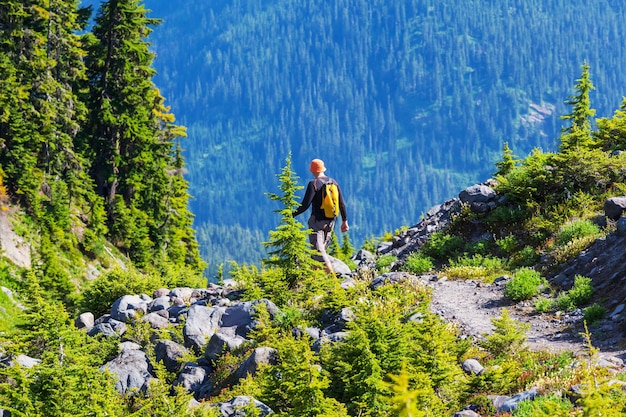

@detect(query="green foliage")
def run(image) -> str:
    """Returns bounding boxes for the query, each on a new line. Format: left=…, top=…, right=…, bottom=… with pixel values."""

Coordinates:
left=504, top=268, right=546, bottom=302
left=321, top=284, right=464, bottom=416
left=510, top=246, right=540, bottom=268
left=444, top=254, right=506, bottom=282
left=420, top=231, right=465, bottom=262
left=555, top=220, right=601, bottom=247
left=534, top=297, right=553, bottom=313
left=375, top=254, right=396, bottom=273
left=560, top=62, right=596, bottom=151
left=256, top=335, right=349, bottom=417
left=512, top=393, right=572, bottom=417
left=263, top=154, right=319, bottom=285
left=401, top=252, right=434, bottom=275
left=495, top=141, right=518, bottom=177
left=480, top=308, right=529, bottom=358
left=78, top=268, right=167, bottom=318
left=495, top=149, right=557, bottom=206
left=583, top=303, right=606, bottom=325
left=567, top=275, right=594, bottom=306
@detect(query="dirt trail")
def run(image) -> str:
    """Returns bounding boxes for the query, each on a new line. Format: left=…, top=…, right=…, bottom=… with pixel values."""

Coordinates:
left=428, top=277, right=626, bottom=360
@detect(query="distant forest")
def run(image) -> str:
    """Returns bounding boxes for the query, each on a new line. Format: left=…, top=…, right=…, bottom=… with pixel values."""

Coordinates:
left=83, top=0, right=626, bottom=275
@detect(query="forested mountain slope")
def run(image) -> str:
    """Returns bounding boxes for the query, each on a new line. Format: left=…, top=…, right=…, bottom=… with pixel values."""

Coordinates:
left=85, top=0, right=626, bottom=274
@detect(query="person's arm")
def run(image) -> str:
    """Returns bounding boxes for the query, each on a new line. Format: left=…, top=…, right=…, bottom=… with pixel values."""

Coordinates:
left=292, top=180, right=316, bottom=217
left=336, top=183, right=349, bottom=232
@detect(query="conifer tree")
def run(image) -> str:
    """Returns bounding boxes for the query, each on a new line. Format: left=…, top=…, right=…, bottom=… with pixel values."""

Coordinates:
left=341, top=232, right=354, bottom=260
left=263, top=154, right=318, bottom=286
left=494, top=141, right=517, bottom=177
left=559, top=62, right=596, bottom=152
left=0, top=0, right=95, bottom=226
left=82, top=0, right=201, bottom=270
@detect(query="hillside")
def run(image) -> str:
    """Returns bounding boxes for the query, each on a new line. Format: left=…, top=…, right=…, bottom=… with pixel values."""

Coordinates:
left=121, top=0, right=626, bottom=274
left=3, top=1, right=626, bottom=415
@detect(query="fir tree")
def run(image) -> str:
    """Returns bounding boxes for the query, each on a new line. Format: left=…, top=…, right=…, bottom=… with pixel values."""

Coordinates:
left=559, top=62, right=596, bottom=152
left=263, top=154, right=318, bottom=286
left=82, top=0, right=201, bottom=270
left=494, top=141, right=517, bottom=177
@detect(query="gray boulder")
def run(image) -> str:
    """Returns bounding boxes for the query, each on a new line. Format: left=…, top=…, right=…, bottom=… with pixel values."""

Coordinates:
left=174, top=363, right=212, bottom=398
left=461, top=359, right=484, bottom=375
left=220, top=299, right=279, bottom=337
left=183, top=305, right=225, bottom=352
left=454, top=410, right=480, bottom=417
left=110, top=295, right=148, bottom=322
left=101, top=342, right=153, bottom=394
left=211, top=396, right=273, bottom=417
left=142, top=312, right=171, bottom=329
left=204, top=331, right=247, bottom=362
left=148, top=296, right=171, bottom=312
left=155, top=340, right=188, bottom=373
left=371, top=272, right=417, bottom=289
left=604, top=196, right=626, bottom=220
left=88, top=316, right=127, bottom=338
left=329, top=256, right=351, bottom=276
left=75, top=312, right=94, bottom=331
left=494, top=388, right=539, bottom=413
left=459, top=184, right=497, bottom=204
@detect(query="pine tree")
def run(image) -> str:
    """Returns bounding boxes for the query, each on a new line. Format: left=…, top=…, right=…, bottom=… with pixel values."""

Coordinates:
left=263, top=153, right=318, bottom=286
left=559, top=62, right=596, bottom=152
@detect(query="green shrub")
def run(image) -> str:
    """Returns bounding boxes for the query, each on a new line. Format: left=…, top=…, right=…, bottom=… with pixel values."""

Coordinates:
left=510, top=245, right=540, bottom=267
left=504, top=268, right=546, bottom=301
left=567, top=275, right=593, bottom=306
left=445, top=254, right=505, bottom=282
left=556, top=220, right=601, bottom=246
left=554, top=293, right=575, bottom=312
left=552, top=234, right=599, bottom=265
left=495, top=234, right=518, bottom=254
left=401, top=252, right=433, bottom=274
left=420, top=231, right=465, bottom=261
left=375, top=254, right=397, bottom=273
left=534, top=297, right=553, bottom=313
left=512, top=393, right=572, bottom=417
left=78, top=268, right=165, bottom=317
left=583, top=303, right=606, bottom=325
left=480, top=308, right=529, bottom=358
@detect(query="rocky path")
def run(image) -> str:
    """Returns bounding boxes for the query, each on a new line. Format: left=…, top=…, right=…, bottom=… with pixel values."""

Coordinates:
left=427, top=277, right=626, bottom=360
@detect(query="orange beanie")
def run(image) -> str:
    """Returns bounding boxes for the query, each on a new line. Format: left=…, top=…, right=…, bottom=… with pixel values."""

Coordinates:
left=309, top=159, right=326, bottom=173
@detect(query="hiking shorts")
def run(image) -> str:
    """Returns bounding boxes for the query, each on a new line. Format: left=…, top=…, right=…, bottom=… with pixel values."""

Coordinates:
left=308, top=217, right=335, bottom=265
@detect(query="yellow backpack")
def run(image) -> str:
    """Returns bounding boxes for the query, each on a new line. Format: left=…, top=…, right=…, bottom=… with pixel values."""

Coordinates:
left=318, top=179, right=340, bottom=219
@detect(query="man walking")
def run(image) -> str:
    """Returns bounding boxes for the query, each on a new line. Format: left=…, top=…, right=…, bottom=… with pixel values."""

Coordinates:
left=293, top=159, right=349, bottom=274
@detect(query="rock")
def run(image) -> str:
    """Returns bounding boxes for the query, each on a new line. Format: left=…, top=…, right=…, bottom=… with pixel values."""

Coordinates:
left=604, top=196, right=626, bottom=220
left=210, top=396, right=273, bottom=417
left=148, top=296, right=171, bottom=312
left=174, top=363, right=212, bottom=398
left=142, top=312, right=171, bottom=329
left=371, top=272, right=416, bottom=289
left=155, top=340, right=188, bottom=373
left=204, top=331, right=247, bottom=362
left=183, top=305, right=225, bottom=352
left=454, top=410, right=480, bottom=417
left=110, top=295, right=148, bottom=322
left=459, top=184, right=497, bottom=204
left=495, top=388, right=538, bottom=413
left=75, top=312, right=95, bottom=331
left=101, top=343, right=153, bottom=394
left=462, top=359, right=484, bottom=375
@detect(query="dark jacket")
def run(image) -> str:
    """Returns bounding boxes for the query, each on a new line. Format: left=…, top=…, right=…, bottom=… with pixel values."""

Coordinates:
left=293, top=176, right=347, bottom=222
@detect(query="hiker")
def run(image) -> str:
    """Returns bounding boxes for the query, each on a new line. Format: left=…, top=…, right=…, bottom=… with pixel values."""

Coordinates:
left=293, top=158, right=349, bottom=274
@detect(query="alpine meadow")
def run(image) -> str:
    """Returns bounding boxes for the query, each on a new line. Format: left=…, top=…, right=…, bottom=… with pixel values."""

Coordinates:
left=4, top=0, right=626, bottom=416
